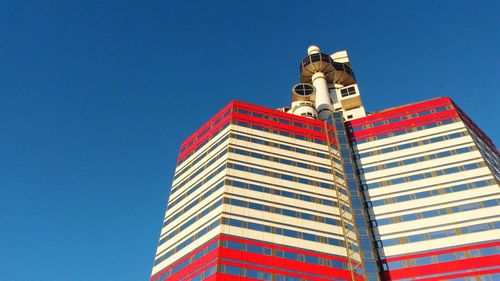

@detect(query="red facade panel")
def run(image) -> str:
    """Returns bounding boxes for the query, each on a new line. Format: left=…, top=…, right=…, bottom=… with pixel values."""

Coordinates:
left=348, top=97, right=458, bottom=141
left=151, top=234, right=361, bottom=281
left=381, top=242, right=500, bottom=280
left=177, top=101, right=336, bottom=164
left=349, top=97, right=452, bottom=128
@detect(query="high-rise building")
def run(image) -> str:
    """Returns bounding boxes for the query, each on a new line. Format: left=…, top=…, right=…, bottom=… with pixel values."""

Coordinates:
left=350, top=97, right=500, bottom=281
left=151, top=46, right=499, bottom=281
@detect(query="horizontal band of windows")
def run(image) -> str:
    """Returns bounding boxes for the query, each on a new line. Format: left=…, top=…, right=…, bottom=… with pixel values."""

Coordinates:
left=351, top=105, right=453, bottom=132
left=178, top=122, right=230, bottom=165
left=394, top=269, right=499, bottom=281
left=221, top=233, right=353, bottom=260
left=182, top=264, right=217, bottom=281
left=232, top=120, right=330, bottom=145
left=228, top=165, right=353, bottom=196
left=469, top=129, right=499, bottom=154
left=222, top=197, right=350, bottom=230
left=174, top=133, right=229, bottom=182
left=230, top=132, right=336, bottom=162
left=218, top=262, right=348, bottom=281
left=222, top=229, right=366, bottom=276
left=234, top=107, right=325, bottom=132
left=355, top=130, right=468, bottom=159
left=230, top=152, right=344, bottom=182
left=375, top=214, right=500, bottom=239
left=376, top=198, right=500, bottom=226
left=361, top=145, right=477, bottom=174
left=154, top=218, right=221, bottom=266
left=167, top=164, right=225, bottom=210
left=219, top=264, right=344, bottom=281
left=179, top=105, right=231, bottom=153
left=365, top=161, right=486, bottom=189
left=164, top=181, right=224, bottom=227
left=229, top=142, right=336, bottom=171
left=380, top=221, right=500, bottom=247
left=359, top=140, right=475, bottom=172
left=227, top=162, right=347, bottom=195
left=384, top=245, right=499, bottom=270
left=223, top=212, right=356, bottom=243
left=222, top=217, right=348, bottom=248
left=152, top=240, right=219, bottom=281
left=225, top=192, right=344, bottom=221
left=159, top=199, right=222, bottom=245
left=221, top=239, right=349, bottom=270
left=224, top=178, right=345, bottom=209
left=353, top=115, right=461, bottom=144
left=348, top=99, right=453, bottom=127
left=367, top=174, right=493, bottom=204
left=353, top=118, right=460, bottom=144
left=370, top=179, right=496, bottom=207
left=229, top=146, right=339, bottom=175
left=470, top=133, right=500, bottom=165
left=382, top=241, right=500, bottom=263
left=366, top=154, right=483, bottom=182
left=457, top=104, right=497, bottom=147
left=172, top=149, right=227, bottom=194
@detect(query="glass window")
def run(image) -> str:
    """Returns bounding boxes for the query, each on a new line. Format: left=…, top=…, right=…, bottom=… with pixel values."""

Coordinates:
left=303, top=232, right=317, bottom=242
left=229, top=219, right=244, bottom=228
left=283, top=229, right=299, bottom=238
left=414, top=256, right=433, bottom=266
left=305, top=255, right=319, bottom=264
left=263, top=247, right=272, bottom=256
left=388, top=260, right=405, bottom=269
left=469, top=224, right=489, bottom=232
left=429, top=231, right=446, bottom=239
left=283, top=209, right=297, bottom=217
left=226, top=265, right=241, bottom=275
left=479, top=246, right=498, bottom=256
left=437, top=253, right=456, bottom=262
left=247, top=244, right=261, bottom=254
left=248, top=202, right=261, bottom=210
left=408, top=234, right=426, bottom=243
left=301, top=213, right=314, bottom=220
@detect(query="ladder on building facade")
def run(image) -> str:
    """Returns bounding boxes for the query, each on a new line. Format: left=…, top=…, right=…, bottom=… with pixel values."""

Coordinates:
left=323, top=112, right=367, bottom=281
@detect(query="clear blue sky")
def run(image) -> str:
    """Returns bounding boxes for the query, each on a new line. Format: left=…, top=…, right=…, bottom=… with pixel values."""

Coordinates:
left=1, top=1, right=499, bottom=280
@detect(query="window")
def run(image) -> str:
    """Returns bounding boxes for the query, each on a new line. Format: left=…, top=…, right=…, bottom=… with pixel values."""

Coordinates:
left=340, top=86, right=357, bottom=97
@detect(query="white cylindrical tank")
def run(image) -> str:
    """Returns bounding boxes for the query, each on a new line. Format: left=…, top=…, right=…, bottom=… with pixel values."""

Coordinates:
left=312, top=72, right=333, bottom=120
left=290, top=83, right=318, bottom=119
left=291, top=101, right=318, bottom=119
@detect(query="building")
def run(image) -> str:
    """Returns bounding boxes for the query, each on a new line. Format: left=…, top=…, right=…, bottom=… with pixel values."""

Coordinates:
left=350, top=97, right=500, bottom=281
left=150, top=46, right=499, bottom=281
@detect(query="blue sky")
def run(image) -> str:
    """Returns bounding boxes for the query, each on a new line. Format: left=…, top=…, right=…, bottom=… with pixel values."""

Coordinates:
left=1, top=1, right=499, bottom=280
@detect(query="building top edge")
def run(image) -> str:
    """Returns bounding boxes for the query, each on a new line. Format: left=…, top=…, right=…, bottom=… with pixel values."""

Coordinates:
left=178, top=100, right=327, bottom=149
left=348, top=96, right=452, bottom=126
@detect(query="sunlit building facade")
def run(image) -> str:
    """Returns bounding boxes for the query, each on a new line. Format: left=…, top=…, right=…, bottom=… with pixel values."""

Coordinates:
left=151, top=46, right=499, bottom=281
left=350, top=97, right=500, bottom=281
